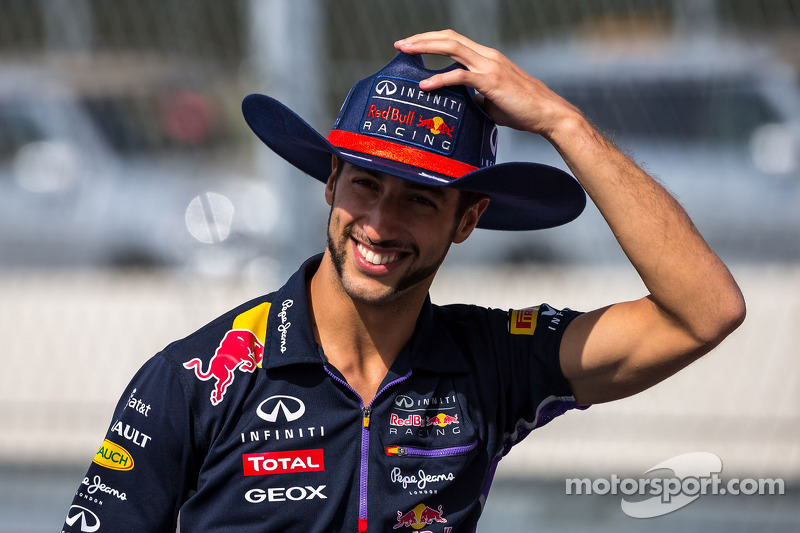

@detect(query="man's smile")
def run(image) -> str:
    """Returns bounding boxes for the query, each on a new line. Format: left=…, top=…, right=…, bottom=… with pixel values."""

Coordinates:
left=355, top=241, right=402, bottom=266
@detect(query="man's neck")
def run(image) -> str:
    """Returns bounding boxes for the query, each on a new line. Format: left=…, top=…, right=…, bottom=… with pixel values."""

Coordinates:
left=307, top=253, right=428, bottom=402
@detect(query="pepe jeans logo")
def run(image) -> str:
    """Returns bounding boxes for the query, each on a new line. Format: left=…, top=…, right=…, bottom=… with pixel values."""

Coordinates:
left=391, top=467, right=455, bottom=492
left=81, top=474, right=127, bottom=501
left=278, top=299, right=293, bottom=353
left=257, top=395, right=306, bottom=423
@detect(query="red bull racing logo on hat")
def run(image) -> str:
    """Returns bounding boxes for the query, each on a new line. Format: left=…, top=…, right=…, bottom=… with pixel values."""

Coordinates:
left=184, top=302, right=271, bottom=406
left=417, top=115, right=453, bottom=137
left=361, top=76, right=464, bottom=156
left=393, top=503, right=448, bottom=530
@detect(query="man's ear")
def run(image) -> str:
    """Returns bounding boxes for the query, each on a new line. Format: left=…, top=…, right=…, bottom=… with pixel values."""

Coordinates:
left=453, top=197, right=490, bottom=244
left=325, top=156, right=339, bottom=206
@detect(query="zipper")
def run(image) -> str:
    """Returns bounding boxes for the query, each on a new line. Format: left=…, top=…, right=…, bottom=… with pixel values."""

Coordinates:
left=386, top=440, right=478, bottom=458
left=325, top=366, right=412, bottom=533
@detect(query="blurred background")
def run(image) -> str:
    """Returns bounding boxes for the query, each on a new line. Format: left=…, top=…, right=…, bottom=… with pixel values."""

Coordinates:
left=0, top=0, right=798, bottom=531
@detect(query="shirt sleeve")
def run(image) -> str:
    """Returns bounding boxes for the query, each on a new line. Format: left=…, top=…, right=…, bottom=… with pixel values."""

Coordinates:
left=62, top=353, right=200, bottom=533
left=495, top=303, right=587, bottom=454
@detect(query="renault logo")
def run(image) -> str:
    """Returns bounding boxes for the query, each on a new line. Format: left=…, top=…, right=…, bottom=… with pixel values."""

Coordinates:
left=257, top=395, right=306, bottom=423
left=65, top=505, right=100, bottom=532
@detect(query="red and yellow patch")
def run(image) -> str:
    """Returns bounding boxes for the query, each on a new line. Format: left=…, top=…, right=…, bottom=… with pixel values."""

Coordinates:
left=509, top=307, right=539, bottom=335
left=232, top=302, right=271, bottom=367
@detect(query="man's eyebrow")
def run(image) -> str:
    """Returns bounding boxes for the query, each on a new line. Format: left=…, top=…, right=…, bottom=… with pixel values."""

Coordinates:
left=352, top=164, right=447, bottom=199
left=405, top=181, right=447, bottom=199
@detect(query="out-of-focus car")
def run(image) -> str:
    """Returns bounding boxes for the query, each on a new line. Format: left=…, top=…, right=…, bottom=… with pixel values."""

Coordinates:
left=0, top=64, right=282, bottom=276
left=447, top=36, right=800, bottom=265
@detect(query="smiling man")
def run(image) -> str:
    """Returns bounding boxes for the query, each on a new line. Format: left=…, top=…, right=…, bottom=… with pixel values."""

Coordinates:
left=62, top=30, right=744, bottom=533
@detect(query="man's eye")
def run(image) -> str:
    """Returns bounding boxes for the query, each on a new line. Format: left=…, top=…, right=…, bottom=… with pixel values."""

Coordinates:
left=353, top=178, right=378, bottom=190
left=411, top=196, right=437, bottom=208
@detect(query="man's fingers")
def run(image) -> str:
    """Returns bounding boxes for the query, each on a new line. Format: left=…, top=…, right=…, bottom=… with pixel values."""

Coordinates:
left=396, top=30, right=488, bottom=53
left=394, top=29, right=496, bottom=69
left=418, top=68, right=478, bottom=92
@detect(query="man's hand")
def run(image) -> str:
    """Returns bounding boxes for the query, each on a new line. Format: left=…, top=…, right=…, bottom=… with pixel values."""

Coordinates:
left=397, top=29, right=746, bottom=406
left=395, top=29, right=581, bottom=137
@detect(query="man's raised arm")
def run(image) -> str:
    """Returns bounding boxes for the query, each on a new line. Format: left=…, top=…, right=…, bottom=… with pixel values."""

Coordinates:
left=396, top=30, right=746, bottom=405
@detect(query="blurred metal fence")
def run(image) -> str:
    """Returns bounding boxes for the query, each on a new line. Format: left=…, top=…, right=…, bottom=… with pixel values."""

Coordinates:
left=1, top=0, right=799, bottom=271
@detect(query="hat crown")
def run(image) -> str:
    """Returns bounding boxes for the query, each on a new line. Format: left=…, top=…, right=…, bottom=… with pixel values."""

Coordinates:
left=241, top=52, right=586, bottom=231
left=329, top=53, right=498, bottom=180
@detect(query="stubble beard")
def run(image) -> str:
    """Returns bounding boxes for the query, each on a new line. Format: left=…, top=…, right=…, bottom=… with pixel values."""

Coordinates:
left=326, top=209, right=454, bottom=307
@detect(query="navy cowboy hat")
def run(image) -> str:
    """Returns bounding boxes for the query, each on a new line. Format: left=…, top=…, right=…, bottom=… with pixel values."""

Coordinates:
left=242, top=52, right=585, bottom=230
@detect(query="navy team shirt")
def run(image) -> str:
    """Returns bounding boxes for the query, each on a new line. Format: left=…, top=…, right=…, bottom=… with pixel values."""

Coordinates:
left=62, top=255, right=585, bottom=532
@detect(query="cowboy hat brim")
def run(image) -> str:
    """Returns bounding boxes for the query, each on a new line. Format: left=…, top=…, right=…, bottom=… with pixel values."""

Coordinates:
left=242, top=93, right=586, bottom=231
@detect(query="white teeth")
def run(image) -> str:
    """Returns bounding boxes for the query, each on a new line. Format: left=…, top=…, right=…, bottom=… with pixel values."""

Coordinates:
left=356, top=242, right=398, bottom=265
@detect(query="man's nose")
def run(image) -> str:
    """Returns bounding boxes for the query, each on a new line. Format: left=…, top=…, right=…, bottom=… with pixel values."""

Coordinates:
left=362, top=194, right=407, bottom=244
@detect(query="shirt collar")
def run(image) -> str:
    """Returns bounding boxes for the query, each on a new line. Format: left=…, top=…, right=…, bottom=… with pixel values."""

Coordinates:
left=262, top=254, right=471, bottom=375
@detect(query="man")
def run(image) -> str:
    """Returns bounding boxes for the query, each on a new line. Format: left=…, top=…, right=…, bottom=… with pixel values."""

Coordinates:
left=62, top=30, right=744, bottom=532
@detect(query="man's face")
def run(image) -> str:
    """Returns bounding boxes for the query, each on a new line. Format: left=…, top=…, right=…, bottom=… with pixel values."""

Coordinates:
left=324, top=160, right=485, bottom=306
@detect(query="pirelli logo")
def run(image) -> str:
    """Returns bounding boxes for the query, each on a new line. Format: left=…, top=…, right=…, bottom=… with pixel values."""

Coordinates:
left=509, top=307, right=539, bottom=335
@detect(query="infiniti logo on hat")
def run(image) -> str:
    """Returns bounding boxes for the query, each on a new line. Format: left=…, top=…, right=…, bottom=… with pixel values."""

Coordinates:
left=241, top=51, right=587, bottom=231
left=375, top=80, right=398, bottom=95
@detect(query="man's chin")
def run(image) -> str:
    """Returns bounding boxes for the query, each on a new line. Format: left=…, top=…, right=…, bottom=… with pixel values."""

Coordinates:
left=338, top=271, right=405, bottom=304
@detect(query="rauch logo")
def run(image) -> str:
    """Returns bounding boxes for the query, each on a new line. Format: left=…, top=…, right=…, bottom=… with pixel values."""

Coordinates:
left=93, top=439, right=134, bottom=471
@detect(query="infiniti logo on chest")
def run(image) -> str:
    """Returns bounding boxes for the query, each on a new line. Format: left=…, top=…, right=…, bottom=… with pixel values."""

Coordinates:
left=257, top=395, right=306, bottom=423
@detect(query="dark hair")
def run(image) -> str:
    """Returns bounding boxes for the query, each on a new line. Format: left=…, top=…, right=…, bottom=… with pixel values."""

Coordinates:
left=455, top=190, right=488, bottom=223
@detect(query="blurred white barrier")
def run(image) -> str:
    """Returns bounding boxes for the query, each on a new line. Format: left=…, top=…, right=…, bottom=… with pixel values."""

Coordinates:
left=0, top=262, right=797, bottom=481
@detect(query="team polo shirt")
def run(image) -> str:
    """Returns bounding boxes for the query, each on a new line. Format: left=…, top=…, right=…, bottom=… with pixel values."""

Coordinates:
left=62, top=255, right=586, bottom=533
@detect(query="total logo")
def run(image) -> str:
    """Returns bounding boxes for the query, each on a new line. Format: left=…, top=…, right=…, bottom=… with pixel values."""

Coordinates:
left=243, top=448, right=324, bottom=476
left=245, top=485, right=327, bottom=503
left=64, top=505, right=100, bottom=533
left=393, top=503, right=449, bottom=530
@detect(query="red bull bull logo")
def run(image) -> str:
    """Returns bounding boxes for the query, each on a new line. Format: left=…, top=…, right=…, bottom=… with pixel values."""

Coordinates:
left=417, top=115, right=454, bottom=137
left=426, top=413, right=459, bottom=427
left=393, top=503, right=447, bottom=530
left=184, top=329, right=264, bottom=406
